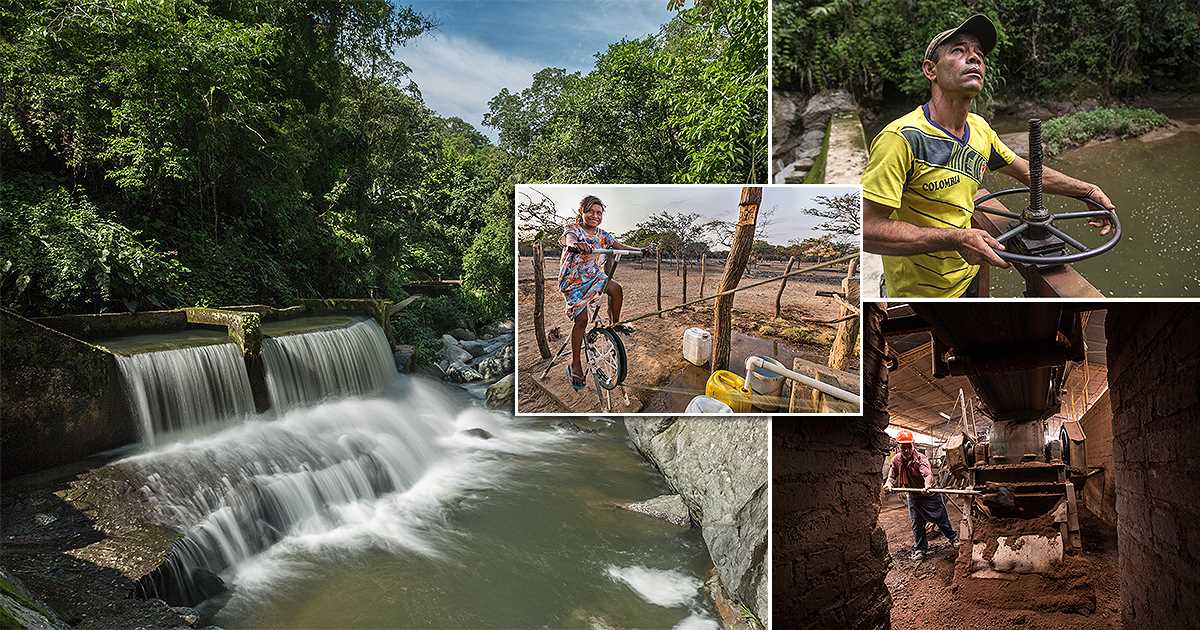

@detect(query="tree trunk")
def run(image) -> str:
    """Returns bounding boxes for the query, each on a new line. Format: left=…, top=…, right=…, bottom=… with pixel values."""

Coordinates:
left=532, top=244, right=550, bottom=359
left=711, top=187, right=761, bottom=371
left=656, top=249, right=663, bottom=318
left=774, top=256, right=797, bottom=319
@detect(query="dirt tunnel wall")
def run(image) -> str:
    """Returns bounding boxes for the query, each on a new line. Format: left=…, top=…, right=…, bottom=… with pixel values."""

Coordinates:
left=1106, top=304, right=1200, bottom=627
left=773, top=303, right=891, bottom=629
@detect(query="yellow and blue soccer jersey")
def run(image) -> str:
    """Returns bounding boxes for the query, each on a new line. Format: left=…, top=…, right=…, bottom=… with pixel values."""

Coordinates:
left=862, top=104, right=1016, bottom=297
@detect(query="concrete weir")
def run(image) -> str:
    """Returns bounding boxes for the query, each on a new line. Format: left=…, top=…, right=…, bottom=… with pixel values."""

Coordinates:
left=1, top=299, right=394, bottom=480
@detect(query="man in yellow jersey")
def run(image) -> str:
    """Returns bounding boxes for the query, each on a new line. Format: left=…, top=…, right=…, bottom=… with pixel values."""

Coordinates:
left=862, top=14, right=1117, bottom=297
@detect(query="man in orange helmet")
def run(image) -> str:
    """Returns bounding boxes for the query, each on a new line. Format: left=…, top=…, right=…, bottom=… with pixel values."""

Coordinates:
left=884, top=430, right=959, bottom=560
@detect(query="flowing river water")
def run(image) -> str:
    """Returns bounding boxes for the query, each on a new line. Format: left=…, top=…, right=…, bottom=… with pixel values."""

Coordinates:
left=100, top=318, right=718, bottom=628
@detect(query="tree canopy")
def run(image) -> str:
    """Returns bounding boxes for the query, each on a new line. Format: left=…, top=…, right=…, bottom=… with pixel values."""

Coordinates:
left=2, top=0, right=767, bottom=327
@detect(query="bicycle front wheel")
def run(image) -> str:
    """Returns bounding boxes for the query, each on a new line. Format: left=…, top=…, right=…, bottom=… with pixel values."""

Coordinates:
left=585, top=328, right=627, bottom=390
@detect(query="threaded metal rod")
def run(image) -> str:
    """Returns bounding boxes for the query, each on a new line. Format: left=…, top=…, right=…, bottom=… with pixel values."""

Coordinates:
left=1027, top=118, right=1046, bottom=218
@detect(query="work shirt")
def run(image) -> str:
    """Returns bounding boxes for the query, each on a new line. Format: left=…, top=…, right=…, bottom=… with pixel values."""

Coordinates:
left=888, top=450, right=933, bottom=489
left=863, top=103, right=1017, bottom=297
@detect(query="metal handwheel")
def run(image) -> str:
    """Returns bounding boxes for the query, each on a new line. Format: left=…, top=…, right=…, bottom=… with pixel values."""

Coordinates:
left=975, top=118, right=1121, bottom=267
left=585, top=327, right=626, bottom=390
left=975, top=188, right=1121, bottom=265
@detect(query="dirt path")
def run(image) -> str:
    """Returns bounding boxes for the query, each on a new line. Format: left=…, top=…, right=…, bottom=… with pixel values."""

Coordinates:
left=880, top=492, right=1120, bottom=629
left=515, top=256, right=855, bottom=413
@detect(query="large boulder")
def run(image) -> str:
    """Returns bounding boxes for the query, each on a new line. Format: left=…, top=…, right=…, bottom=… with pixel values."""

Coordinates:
left=485, top=374, right=514, bottom=410
left=448, top=327, right=476, bottom=341
left=624, top=417, right=768, bottom=627
left=772, top=90, right=809, bottom=164
left=392, top=345, right=416, bottom=373
left=802, top=89, right=856, bottom=131
left=476, top=342, right=514, bottom=381
left=441, top=335, right=471, bottom=365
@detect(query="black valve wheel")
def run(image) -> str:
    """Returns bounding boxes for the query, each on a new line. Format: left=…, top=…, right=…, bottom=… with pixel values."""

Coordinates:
left=973, top=188, right=1122, bottom=266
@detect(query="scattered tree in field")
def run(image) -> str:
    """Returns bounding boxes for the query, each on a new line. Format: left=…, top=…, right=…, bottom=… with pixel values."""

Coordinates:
left=805, top=193, right=861, bottom=245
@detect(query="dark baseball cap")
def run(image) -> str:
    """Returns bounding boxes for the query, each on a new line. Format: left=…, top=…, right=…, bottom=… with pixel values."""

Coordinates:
left=924, top=14, right=997, bottom=60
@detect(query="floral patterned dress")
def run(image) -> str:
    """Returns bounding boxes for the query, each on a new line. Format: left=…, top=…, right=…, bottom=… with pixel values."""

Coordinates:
left=558, top=221, right=616, bottom=320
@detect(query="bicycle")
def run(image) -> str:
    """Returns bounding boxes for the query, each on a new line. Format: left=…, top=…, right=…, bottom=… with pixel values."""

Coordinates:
left=539, top=246, right=645, bottom=409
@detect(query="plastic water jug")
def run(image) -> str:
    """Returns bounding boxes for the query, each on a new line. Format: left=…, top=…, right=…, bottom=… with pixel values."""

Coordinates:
left=685, top=395, right=733, bottom=414
left=706, top=370, right=753, bottom=413
left=682, top=327, right=712, bottom=366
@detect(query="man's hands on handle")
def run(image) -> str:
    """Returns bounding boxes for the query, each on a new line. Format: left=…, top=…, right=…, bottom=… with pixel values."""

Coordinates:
left=998, top=157, right=1117, bottom=237
left=954, top=229, right=1009, bottom=268
left=863, top=198, right=1010, bottom=268
left=1084, top=186, right=1116, bottom=236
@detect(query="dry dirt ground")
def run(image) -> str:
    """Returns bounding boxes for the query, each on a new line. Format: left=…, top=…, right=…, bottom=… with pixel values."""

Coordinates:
left=515, top=256, right=858, bottom=413
left=880, top=491, right=1120, bottom=629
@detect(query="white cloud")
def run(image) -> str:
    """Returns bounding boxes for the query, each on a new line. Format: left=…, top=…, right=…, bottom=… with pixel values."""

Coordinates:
left=396, top=33, right=549, bottom=138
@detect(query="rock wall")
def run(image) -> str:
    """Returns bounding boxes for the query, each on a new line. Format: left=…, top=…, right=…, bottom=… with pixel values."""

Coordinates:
left=772, top=303, right=891, bottom=629
left=624, top=416, right=768, bottom=626
left=1, top=310, right=133, bottom=479
left=1105, top=304, right=1200, bottom=628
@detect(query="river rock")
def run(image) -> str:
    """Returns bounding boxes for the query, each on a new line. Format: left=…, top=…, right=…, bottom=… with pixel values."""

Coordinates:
left=624, top=417, right=768, bottom=627
left=477, top=343, right=514, bottom=381
left=392, top=345, right=415, bottom=373
left=480, top=320, right=514, bottom=337
left=448, top=327, right=476, bottom=341
left=171, top=607, right=201, bottom=627
left=485, top=374, right=514, bottom=410
left=446, top=361, right=483, bottom=383
left=441, top=335, right=471, bottom=365
left=0, top=566, right=65, bottom=629
left=772, top=90, right=809, bottom=163
left=460, top=428, right=493, bottom=440
left=459, top=339, right=489, bottom=357
left=555, top=420, right=598, bottom=434
left=621, top=494, right=691, bottom=527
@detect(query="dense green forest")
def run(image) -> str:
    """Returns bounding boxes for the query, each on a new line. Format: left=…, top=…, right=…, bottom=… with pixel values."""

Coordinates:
left=774, top=0, right=1200, bottom=103
left=1, top=0, right=766, bottom=345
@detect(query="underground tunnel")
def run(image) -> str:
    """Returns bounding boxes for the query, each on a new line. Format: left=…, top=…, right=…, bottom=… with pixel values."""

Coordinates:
left=773, top=302, right=1199, bottom=629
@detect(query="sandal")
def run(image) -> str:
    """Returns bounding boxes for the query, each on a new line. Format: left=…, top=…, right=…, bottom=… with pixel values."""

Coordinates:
left=566, top=364, right=586, bottom=391
left=613, top=323, right=636, bottom=335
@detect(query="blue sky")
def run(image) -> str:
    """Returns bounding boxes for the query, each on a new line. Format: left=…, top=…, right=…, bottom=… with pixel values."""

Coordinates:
left=516, top=185, right=863, bottom=247
left=397, top=1, right=675, bottom=139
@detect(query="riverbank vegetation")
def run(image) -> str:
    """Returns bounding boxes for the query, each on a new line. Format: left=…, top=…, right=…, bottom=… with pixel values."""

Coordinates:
left=1, top=0, right=766, bottom=347
left=774, top=0, right=1200, bottom=106
left=1042, top=107, right=1170, bottom=155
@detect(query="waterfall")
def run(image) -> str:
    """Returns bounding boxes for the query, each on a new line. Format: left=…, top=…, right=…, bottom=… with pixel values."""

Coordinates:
left=117, top=343, right=256, bottom=446
left=127, top=393, right=454, bottom=606
left=261, top=318, right=396, bottom=410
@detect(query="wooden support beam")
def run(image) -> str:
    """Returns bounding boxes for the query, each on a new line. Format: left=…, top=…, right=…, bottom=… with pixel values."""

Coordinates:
left=682, top=255, right=688, bottom=305
left=699, top=253, right=707, bottom=297
left=532, top=244, right=550, bottom=359
left=711, top=187, right=760, bottom=371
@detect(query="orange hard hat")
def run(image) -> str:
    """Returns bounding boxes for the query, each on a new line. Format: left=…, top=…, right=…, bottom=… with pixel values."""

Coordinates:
left=896, top=430, right=915, bottom=444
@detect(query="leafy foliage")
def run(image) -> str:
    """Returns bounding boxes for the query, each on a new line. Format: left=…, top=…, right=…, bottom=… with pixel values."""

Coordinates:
left=1042, top=107, right=1169, bottom=155
left=774, top=0, right=1200, bottom=102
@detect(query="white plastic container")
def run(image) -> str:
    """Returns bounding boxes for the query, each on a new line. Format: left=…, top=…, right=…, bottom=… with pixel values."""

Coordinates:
left=747, top=355, right=786, bottom=411
left=685, top=395, right=733, bottom=414
left=682, top=327, right=712, bottom=366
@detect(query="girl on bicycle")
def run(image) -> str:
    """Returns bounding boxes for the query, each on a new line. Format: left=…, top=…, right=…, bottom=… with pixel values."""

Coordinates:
left=559, top=195, right=641, bottom=390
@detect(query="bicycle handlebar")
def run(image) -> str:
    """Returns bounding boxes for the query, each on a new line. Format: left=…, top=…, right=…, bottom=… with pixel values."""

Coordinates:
left=566, top=246, right=646, bottom=256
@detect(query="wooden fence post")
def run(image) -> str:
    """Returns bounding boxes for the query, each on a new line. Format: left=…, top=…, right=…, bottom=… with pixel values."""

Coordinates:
left=774, top=256, right=797, bottom=319
left=827, top=257, right=861, bottom=371
left=656, top=249, right=663, bottom=318
left=532, top=244, right=550, bottom=359
left=699, top=253, right=706, bottom=297
left=711, top=187, right=761, bottom=371
left=682, top=255, right=688, bottom=304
